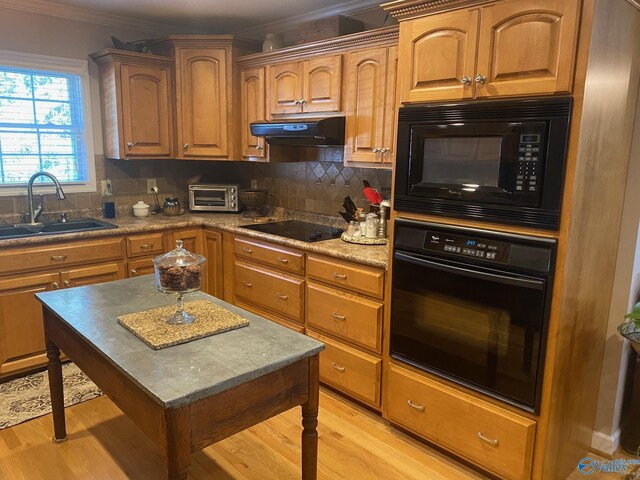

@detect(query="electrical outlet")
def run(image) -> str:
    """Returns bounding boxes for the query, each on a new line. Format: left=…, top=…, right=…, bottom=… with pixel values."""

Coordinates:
left=250, top=179, right=258, bottom=189
left=100, top=180, right=108, bottom=196
left=147, top=178, right=157, bottom=194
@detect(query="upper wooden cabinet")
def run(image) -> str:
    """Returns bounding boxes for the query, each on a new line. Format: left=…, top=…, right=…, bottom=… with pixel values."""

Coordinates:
left=344, top=45, right=398, bottom=165
left=266, top=55, right=342, bottom=118
left=90, top=50, right=174, bottom=159
left=396, top=0, right=580, bottom=103
left=240, top=67, right=267, bottom=159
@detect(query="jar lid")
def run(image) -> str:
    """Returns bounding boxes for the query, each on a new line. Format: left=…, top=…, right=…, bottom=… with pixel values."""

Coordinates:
left=133, top=201, right=149, bottom=208
left=153, top=240, right=205, bottom=268
left=165, top=197, right=178, bottom=202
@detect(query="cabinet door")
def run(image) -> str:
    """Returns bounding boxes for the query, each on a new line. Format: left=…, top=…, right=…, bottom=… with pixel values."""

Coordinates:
left=267, top=61, right=303, bottom=116
left=127, top=257, right=155, bottom=278
left=172, top=229, right=204, bottom=255
left=0, top=272, right=59, bottom=377
left=120, top=64, right=172, bottom=157
left=177, top=48, right=228, bottom=158
left=302, top=55, right=342, bottom=114
left=240, top=67, right=267, bottom=159
left=204, top=230, right=224, bottom=298
left=61, top=262, right=125, bottom=288
left=382, top=45, right=398, bottom=165
left=475, top=0, right=579, bottom=98
left=398, top=9, right=479, bottom=103
left=344, top=47, right=388, bottom=164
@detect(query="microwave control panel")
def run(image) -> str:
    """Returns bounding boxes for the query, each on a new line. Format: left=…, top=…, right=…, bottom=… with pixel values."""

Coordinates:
left=423, top=231, right=511, bottom=263
left=517, top=133, right=542, bottom=193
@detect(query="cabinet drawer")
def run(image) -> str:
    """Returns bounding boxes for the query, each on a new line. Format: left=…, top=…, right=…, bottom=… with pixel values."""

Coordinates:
left=307, top=255, right=384, bottom=299
left=307, top=282, right=382, bottom=352
left=234, top=237, right=304, bottom=275
left=307, top=331, right=381, bottom=407
left=387, top=364, right=535, bottom=480
left=126, top=233, right=165, bottom=257
left=0, top=237, right=125, bottom=275
left=234, top=261, right=304, bottom=323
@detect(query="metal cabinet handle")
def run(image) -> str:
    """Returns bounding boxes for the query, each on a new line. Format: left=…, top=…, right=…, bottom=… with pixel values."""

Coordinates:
left=460, top=76, right=472, bottom=86
left=256, top=145, right=264, bottom=150
left=300, top=99, right=307, bottom=105
left=242, top=281, right=253, bottom=288
left=276, top=293, right=288, bottom=300
left=63, top=280, right=70, bottom=288
left=131, top=269, right=138, bottom=276
left=381, top=147, right=390, bottom=154
left=407, top=400, right=425, bottom=412
left=127, top=142, right=135, bottom=149
left=372, top=147, right=381, bottom=154
left=332, top=363, right=345, bottom=373
left=52, top=282, right=60, bottom=289
left=140, top=243, right=153, bottom=250
left=333, top=272, right=347, bottom=280
left=277, top=257, right=289, bottom=264
left=474, top=74, right=486, bottom=84
left=477, top=432, right=499, bottom=446
left=51, top=255, right=67, bottom=261
left=332, top=312, right=346, bottom=320
left=242, top=247, right=253, bottom=253
left=183, top=143, right=190, bottom=150
left=294, top=99, right=302, bottom=105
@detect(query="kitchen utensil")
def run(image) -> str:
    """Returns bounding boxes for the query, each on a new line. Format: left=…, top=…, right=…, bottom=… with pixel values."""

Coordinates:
left=344, top=196, right=358, bottom=216
left=151, top=187, right=161, bottom=214
left=153, top=240, right=206, bottom=325
left=239, top=189, right=268, bottom=217
left=362, top=180, right=382, bottom=204
left=338, top=211, right=353, bottom=223
left=132, top=201, right=150, bottom=218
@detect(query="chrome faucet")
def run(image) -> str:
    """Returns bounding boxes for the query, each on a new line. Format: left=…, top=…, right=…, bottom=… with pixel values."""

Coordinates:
left=27, top=171, right=66, bottom=224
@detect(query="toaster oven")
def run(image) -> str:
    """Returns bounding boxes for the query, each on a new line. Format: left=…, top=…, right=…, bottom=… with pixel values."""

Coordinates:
left=188, top=184, right=240, bottom=212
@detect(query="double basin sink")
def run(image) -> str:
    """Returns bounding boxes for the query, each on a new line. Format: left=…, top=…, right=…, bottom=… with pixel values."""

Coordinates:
left=0, top=218, right=118, bottom=239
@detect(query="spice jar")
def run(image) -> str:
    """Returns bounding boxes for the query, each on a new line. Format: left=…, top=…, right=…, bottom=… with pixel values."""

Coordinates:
left=365, top=213, right=380, bottom=238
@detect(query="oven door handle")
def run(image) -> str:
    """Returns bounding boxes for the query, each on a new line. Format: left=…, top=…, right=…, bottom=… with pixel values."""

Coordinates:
left=394, top=251, right=544, bottom=290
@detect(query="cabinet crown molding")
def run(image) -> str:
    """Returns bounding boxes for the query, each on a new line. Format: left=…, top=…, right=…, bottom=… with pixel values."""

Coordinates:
left=89, top=49, right=174, bottom=68
left=381, top=0, right=490, bottom=20
left=148, top=35, right=262, bottom=52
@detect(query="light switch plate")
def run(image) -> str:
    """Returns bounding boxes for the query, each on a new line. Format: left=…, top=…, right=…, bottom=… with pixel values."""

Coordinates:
left=250, top=179, right=258, bottom=189
left=100, top=180, right=108, bottom=196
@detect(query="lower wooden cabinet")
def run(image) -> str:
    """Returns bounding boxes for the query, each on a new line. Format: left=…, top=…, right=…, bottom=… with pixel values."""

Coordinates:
left=386, top=363, right=536, bottom=480
left=127, top=257, right=155, bottom=278
left=204, top=229, right=224, bottom=298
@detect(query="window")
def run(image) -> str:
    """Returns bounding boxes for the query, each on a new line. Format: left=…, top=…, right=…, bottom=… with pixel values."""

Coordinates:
left=0, top=50, right=95, bottom=195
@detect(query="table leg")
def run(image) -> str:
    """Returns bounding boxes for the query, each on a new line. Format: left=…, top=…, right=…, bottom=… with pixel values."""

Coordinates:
left=45, top=313, right=67, bottom=444
left=164, top=407, right=191, bottom=480
left=301, top=355, right=320, bottom=480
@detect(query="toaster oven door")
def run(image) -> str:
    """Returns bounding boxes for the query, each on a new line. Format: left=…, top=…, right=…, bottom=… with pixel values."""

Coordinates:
left=189, top=187, right=230, bottom=211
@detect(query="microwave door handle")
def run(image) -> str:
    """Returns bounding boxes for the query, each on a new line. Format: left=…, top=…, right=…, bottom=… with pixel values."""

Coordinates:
left=394, top=251, right=544, bottom=290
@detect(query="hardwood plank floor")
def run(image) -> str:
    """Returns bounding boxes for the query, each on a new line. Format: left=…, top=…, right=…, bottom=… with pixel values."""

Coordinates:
left=0, top=388, right=488, bottom=480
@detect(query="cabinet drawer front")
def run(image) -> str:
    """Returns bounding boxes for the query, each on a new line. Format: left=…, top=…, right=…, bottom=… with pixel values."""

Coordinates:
left=0, top=237, right=125, bottom=275
left=307, top=282, right=382, bottom=352
left=233, top=261, right=304, bottom=323
left=234, top=237, right=304, bottom=275
left=387, top=364, right=535, bottom=480
left=126, top=233, right=165, bottom=257
left=308, top=331, right=381, bottom=407
left=307, top=255, right=384, bottom=298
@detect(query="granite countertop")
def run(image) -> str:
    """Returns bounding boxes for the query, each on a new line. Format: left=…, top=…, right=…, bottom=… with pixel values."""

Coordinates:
left=36, top=275, right=324, bottom=408
left=0, top=213, right=389, bottom=269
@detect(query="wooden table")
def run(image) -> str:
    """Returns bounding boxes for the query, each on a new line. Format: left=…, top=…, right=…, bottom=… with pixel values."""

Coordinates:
left=36, top=276, right=323, bottom=480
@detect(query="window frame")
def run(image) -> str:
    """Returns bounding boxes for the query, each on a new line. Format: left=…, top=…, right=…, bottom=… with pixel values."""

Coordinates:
left=0, top=49, right=96, bottom=197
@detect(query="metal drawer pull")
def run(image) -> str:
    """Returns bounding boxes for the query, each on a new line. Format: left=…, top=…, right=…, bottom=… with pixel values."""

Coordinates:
left=477, top=432, right=499, bottom=446
left=332, top=312, right=346, bottom=320
left=242, top=247, right=253, bottom=253
left=277, top=293, right=288, bottom=300
left=51, top=255, right=67, bottom=261
left=242, top=281, right=253, bottom=288
left=63, top=280, right=70, bottom=287
left=131, top=269, right=138, bottom=276
left=474, top=74, right=487, bottom=84
left=140, top=243, right=153, bottom=250
left=127, top=142, right=135, bottom=149
left=256, top=145, right=264, bottom=150
left=183, top=143, right=190, bottom=150
left=332, top=363, right=345, bottom=373
left=277, top=257, right=289, bottom=264
left=52, top=282, right=60, bottom=289
left=333, top=272, right=347, bottom=280
left=407, top=400, right=425, bottom=412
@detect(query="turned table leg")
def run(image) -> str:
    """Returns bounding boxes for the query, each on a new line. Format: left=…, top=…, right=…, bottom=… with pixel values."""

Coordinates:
left=164, top=407, right=191, bottom=480
left=44, top=311, right=67, bottom=443
left=301, top=355, right=320, bottom=480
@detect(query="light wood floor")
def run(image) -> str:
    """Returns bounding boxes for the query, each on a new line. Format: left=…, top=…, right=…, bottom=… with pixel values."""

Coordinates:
left=0, top=387, right=489, bottom=480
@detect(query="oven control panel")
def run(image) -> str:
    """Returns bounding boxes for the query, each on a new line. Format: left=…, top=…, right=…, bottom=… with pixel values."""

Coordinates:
left=423, top=231, right=510, bottom=263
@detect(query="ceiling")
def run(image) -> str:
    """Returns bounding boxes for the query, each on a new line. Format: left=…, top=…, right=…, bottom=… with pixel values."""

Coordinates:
left=35, top=0, right=382, bottom=34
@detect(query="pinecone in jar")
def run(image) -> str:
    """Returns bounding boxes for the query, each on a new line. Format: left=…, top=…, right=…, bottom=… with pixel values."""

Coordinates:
left=158, top=264, right=187, bottom=290
left=185, top=264, right=202, bottom=289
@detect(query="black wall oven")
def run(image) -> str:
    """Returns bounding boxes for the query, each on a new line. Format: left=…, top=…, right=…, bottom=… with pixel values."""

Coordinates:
left=394, top=96, right=571, bottom=229
left=390, top=219, right=556, bottom=412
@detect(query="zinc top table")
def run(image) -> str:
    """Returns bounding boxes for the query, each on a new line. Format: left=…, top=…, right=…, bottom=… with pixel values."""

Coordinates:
left=35, top=276, right=323, bottom=480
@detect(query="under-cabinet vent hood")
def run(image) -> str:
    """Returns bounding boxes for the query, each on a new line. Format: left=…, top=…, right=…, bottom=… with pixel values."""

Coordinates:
left=249, top=117, right=344, bottom=146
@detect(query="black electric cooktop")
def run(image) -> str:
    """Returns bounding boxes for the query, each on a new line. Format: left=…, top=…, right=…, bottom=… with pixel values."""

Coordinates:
left=239, top=220, right=343, bottom=243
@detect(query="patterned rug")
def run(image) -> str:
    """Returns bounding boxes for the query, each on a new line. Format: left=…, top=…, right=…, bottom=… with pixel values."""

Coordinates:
left=0, top=363, right=102, bottom=430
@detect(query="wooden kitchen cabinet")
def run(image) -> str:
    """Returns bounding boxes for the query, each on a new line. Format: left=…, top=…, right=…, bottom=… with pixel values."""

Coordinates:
left=204, top=229, right=224, bottom=298
left=344, top=45, right=398, bottom=165
left=240, top=67, right=267, bottom=159
left=171, top=228, right=204, bottom=255
left=266, top=55, right=342, bottom=118
left=127, top=257, right=155, bottom=278
left=397, top=0, right=580, bottom=103
left=90, top=50, right=174, bottom=159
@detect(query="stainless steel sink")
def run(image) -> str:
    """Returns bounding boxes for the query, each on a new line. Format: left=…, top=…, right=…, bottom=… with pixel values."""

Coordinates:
left=0, top=218, right=118, bottom=239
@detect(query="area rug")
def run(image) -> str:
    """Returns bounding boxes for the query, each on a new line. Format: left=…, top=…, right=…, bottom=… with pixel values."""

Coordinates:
left=0, top=363, right=102, bottom=430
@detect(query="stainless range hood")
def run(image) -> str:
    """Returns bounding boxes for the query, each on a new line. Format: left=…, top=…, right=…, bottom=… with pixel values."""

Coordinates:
left=249, top=117, right=344, bottom=146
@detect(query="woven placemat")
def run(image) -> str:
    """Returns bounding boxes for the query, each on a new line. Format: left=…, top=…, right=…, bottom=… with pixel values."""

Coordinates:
left=117, top=300, right=249, bottom=350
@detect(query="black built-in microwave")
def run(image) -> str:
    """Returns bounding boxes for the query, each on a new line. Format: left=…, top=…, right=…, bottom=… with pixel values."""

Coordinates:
left=394, top=96, right=572, bottom=230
